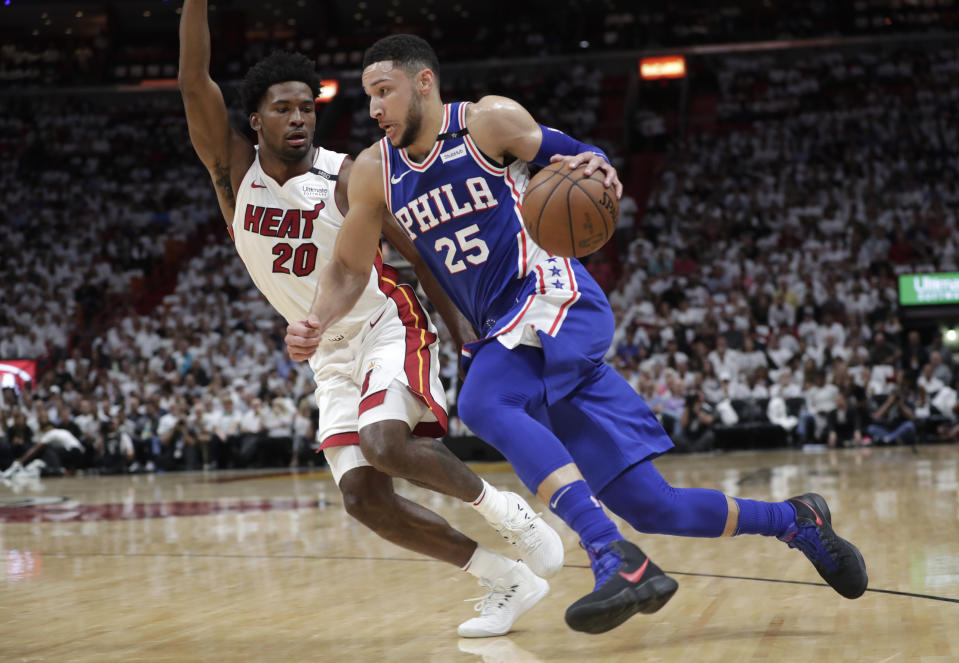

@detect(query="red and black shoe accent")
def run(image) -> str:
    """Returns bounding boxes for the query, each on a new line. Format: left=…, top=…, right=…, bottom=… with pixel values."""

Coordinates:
left=780, top=493, right=868, bottom=599
left=565, top=540, right=678, bottom=634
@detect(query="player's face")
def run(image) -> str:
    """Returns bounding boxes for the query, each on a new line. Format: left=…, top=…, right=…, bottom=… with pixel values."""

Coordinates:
left=363, top=61, right=422, bottom=149
left=251, top=81, right=315, bottom=162
left=397, top=91, right=424, bottom=149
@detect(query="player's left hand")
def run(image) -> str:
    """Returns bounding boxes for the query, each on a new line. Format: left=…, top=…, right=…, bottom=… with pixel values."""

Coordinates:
left=550, top=152, right=623, bottom=199
left=285, top=317, right=323, bottom=362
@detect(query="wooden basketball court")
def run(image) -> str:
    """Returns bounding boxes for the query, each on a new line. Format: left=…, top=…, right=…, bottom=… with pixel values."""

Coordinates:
left=1, top=445, right=956, bottom=662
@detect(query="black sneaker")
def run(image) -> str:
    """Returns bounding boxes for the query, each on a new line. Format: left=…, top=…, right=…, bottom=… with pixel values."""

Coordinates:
left=565, top=540, right=678, bottom=634
left=779, top=493, right=868, bottom=599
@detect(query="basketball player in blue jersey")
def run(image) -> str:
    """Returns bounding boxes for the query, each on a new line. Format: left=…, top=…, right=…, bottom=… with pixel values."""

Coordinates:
left=178, top=0, right=565, bottom=638
left=286, top=34, right=868, bottom=634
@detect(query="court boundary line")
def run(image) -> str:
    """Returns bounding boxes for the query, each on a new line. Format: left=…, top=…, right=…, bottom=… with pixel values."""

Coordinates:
left=658, top=568, right=959, bottom=604
left=23, top=551, right=959, bottom=605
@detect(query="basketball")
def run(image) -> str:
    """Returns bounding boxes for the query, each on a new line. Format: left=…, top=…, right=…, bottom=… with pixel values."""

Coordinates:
left=522, top=161, right=619, bottom=258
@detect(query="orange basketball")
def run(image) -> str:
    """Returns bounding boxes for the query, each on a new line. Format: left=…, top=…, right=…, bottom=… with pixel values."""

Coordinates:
left=522, top=161, right=618, bottom=258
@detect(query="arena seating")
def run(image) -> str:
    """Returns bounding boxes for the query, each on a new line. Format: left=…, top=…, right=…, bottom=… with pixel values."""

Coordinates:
left=2, top=37, right=958, bottom=474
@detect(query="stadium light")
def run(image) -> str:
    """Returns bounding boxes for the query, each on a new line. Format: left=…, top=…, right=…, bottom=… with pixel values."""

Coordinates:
left=946, top=329, right=958, bottom=343
left=639, top=55, right=686, bottom=80
left=316, top=79, right=339, bottom=103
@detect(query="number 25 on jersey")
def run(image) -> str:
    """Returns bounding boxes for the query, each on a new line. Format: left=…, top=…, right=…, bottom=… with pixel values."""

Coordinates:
left=434, top=224, right=489, bottom=274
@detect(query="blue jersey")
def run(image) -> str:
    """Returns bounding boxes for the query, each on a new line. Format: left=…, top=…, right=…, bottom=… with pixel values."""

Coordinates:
left=382, top=102, right=674, bottom=475
left=379, top=102, right=553, bottom=337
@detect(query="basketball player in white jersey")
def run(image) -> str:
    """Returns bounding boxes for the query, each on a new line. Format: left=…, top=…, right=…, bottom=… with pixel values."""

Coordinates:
left=177, top=0, right=563, bottom=637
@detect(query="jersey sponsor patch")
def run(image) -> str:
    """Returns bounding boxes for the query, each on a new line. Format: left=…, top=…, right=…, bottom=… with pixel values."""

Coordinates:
left=301, top=183, right=329, bottom=199
left=440, top=144, right=467, bottom=163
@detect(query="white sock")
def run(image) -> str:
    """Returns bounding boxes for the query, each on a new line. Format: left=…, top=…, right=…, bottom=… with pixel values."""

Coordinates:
left=471, top=479, right=510, bottom=523
left=462, top=545, right=518, bottom=580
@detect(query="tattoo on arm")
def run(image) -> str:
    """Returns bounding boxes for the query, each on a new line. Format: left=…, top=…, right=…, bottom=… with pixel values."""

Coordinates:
left=213, top=161, right=235, bottom=208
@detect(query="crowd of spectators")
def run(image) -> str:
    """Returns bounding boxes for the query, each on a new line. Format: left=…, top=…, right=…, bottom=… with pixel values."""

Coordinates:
left=0, top=243, right=320, bottom=478
left=3, top=0, right=957, bottom=88
left=3, top=40, right=959, bottom=481
left=0, top=93, right=324, bottom=478
left=0, top=94, right=217, bottom=357
left=599, top=43, right=959, bottom=451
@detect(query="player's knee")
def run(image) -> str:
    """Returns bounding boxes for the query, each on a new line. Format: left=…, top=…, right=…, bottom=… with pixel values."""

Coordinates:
left=455, top=388, right=497, bottom=434
left=340, top=475, right=395, bottom=530
left=357, top=421, right=408, bottom=474
left=604, top=483, right=678, bottom=535
left=624, top=499, right=677, bottom=534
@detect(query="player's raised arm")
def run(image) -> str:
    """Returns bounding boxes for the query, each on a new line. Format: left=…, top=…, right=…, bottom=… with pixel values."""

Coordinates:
left=381, top=211, right=478, bottom=349
left=466, top=95, right=622, bottom=198
left=177, top=0, right=253, bottom=222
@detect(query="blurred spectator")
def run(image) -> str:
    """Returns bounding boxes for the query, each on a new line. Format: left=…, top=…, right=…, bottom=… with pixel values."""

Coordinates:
left=673, top=388, right=716, bottom=453
left=869, top=332, right=902, bottom=367
left=928, top=351, right=952, bottom=386
left=902, top=330, right=928, bottom=377
left=866, top=378, right=918, bottom=446
left=614, top=193, right=638, bottom=260
left=823, top=393, right=865, bottom=448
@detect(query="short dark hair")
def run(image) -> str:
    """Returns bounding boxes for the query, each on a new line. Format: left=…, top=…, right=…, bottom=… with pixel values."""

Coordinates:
left=240, top=51, right=321, bottom=116
left=362, top=34, right=440, bottom=80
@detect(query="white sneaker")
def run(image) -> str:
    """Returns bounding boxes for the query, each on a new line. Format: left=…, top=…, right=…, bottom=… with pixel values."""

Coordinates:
left=23, top=459, right=46, bottom=478
left=491, top=492, right=564, bottom=578
left=1, top=461, right=23, bottom=480
left=458, top=561, right=549, bottom=638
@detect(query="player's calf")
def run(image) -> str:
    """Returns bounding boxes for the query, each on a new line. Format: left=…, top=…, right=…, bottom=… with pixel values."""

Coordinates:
left=358, top=421, right=484, bottom=503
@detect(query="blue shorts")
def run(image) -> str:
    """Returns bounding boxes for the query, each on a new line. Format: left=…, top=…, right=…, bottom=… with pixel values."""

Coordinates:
left=462, top=260, right=674, bottom=491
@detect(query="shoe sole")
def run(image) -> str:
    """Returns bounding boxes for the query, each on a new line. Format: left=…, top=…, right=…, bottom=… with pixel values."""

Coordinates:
left=798, top=493, right=868, bottom=599
left=457, top=578, right=550, bottom=638
left=812, top=524, right=868, bottom=599
left=564, top=574, right=678, bottom=635
left=831, top=532, right=868, bottom=598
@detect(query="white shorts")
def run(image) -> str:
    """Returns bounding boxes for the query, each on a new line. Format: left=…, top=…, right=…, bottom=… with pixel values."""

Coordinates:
left=323, top=381, right=432, bottom=485
left=308, top=284, right=448, bottom=468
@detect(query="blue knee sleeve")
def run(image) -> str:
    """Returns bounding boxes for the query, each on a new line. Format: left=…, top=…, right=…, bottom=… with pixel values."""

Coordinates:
left=598, top=461, right=729, bottom=538
left=457, top=341, right=574, bottom=493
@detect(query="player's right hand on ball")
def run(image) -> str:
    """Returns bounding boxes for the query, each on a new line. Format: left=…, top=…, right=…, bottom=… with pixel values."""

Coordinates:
left=285, top=317, right=322, bottom=362
left=549, top=152, right=623, bottom=198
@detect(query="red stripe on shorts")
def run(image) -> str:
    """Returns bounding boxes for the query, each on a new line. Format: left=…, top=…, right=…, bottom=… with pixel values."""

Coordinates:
left=371, top=258, right=448, bottom=436
left=319, top=432, right=359, bottom=450
left=359, top=389, right=387, bottom=415
left=394, top=285, right=447, bottom=436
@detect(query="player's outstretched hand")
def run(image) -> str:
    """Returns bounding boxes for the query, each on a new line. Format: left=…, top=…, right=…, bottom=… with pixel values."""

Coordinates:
left=549, top=151, right=623, bottom=199
left=286, top=317, right=323, bottom=362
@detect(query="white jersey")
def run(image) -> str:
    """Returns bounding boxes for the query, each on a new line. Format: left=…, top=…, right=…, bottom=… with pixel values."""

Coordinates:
left=231, top=147, right=392, bottom=343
